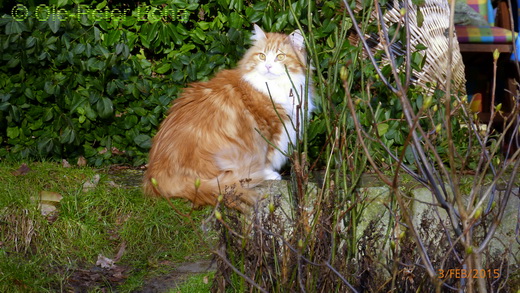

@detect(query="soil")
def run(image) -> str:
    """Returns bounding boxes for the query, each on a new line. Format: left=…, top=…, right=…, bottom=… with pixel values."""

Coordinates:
left=136, top=260, right=216, bottom=293
left=66, top=259, right=216, bottom=293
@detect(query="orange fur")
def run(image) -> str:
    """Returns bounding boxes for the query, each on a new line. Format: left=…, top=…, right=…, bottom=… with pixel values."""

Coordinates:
left=143, top=25, right=313, bottom=211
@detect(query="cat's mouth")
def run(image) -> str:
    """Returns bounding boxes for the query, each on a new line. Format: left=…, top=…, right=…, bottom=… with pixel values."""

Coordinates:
left=263, top=70, right=282, bottom=79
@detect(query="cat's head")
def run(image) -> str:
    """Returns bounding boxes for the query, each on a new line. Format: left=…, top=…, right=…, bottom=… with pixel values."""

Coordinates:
left=239, top=24, right=308, bottom=79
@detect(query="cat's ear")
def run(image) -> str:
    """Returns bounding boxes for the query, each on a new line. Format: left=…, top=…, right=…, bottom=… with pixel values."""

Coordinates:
left=289, top=30, right=305, bottom=52
left=251, top=24, right=267, bottom=42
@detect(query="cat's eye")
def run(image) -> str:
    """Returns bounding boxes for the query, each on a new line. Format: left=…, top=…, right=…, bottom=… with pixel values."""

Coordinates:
left=276, top=54, right=286, bottom=61
left=258, top=53, right=266, bottom=60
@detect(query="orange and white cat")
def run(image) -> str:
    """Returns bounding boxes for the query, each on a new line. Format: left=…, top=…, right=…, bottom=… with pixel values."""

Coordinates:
left=143, top=24, right=314, bottom=210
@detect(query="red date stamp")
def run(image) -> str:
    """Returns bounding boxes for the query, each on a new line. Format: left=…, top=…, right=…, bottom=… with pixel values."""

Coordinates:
left=438, top=269, right=500, bottom=279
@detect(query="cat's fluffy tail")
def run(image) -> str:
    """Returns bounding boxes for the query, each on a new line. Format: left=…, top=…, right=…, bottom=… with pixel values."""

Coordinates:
left=143, top=154, right=269, bottom=211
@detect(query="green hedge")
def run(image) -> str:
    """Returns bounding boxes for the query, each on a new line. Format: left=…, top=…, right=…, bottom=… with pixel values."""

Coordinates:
left=1, top=0, right=344, bottom=166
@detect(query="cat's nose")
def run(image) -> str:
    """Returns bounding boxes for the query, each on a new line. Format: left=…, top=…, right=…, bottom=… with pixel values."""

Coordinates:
left=265, top=64, right=272, bottom=70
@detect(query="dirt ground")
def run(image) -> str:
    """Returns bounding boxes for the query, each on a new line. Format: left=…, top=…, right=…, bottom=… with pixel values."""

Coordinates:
left=136, top=260, right=216, bottom=293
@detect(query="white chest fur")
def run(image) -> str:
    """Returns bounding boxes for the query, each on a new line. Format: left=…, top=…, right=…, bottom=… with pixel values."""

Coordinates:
left=243, top=71, right=314, bottom=172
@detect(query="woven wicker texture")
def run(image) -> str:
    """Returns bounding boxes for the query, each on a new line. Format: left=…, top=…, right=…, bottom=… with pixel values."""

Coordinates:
left=351, top=0, right=467, bottom=95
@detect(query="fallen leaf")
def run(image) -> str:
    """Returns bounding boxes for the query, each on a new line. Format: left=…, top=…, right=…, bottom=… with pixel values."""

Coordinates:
left=111, top=147, right=125, bottom=155
left=109, top=271, right=126, bottom=282
left=46, top=212, right=59, bottom=223
left=107, top=181, right=121, bottom=188
left=77, top=156, right=87, bottom=167
left=96, top=254, right=115, bottom=269
left=62, top=159, right=71, bottom=168
left=203, top=276, right=209, bottom=284
left=31, top=191, right=63, bottom=216
left=83, top=174, right=101, bottom=192
left=113, top=242, right=126, bottom=262
left=39, top=191, right=63, bottom=203
left=39, top=204, right=57, bottom=216
left=11, top=163, right=32, bottom=176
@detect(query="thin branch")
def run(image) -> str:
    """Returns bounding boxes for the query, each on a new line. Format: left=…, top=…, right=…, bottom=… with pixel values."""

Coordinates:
left=342, top=0, right=398, bottom=93
left=213, top=248, right=269, bottom=293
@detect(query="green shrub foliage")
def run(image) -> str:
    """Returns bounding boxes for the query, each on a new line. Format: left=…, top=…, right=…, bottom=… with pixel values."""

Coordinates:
left=1, top=0, right=342, bottom=166
left=1, top=0, right=448, bottom=168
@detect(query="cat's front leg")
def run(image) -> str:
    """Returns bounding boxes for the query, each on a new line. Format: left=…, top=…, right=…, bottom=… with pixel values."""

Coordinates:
left=264, top=168, right=282, bottom=180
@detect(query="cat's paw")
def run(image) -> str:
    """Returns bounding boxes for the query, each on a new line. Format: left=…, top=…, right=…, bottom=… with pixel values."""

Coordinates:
left=264, top=170, right=282, bottom=180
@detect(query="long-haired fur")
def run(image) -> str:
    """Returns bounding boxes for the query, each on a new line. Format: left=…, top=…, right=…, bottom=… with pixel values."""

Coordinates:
left=143, top=25, right=314, bottom=211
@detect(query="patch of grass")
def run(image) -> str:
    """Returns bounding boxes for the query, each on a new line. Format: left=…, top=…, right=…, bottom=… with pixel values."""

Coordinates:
left=175, top=272, right=215, bottom=293
left=0, top=161, right=213, bottom=292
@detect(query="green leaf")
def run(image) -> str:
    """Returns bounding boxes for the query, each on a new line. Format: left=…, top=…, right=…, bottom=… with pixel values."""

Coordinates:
left=94, top=27, right=101, bottom=42
left=198, top=21, right=210, bottom=30
left=9, top=105, right=20, bottom=122
left=43, top=108, right=54, bottom=121
left=7, top=58, right=20, bottom=68
left=29, top=119, right=44, bottom=130
left=48, top=19, right=60, bottom=34
left=105, top=30, right=121, bottom=47
left=5, top=20, right=25, bottom=34
left=57, top=0, right=69, bottom=7
left=415, top=43, right=428, bottom=51
left=73, top=43, right=86, bottom=55
left=60, top=127, right=75, bottom=144
left=416, top=9, right=424, bottom=28
left=7, top=127, right=20, bottom=139
left=229, top=12, right=243, bottom=28
left=85, top=105, right=97, bottom=120
left=326, top=35, right=334, bottom=48
left=124, top=115, right=138, bottom=129
left=44, top=81, right=55, bottom=95
left=38, top=137, right=55, bottom=155
left=192, top=28, right=206, bottom=41
left=24, top=88, right=34, bottom=100
left=133, top=107, right=147, bottom=116
left=155, top=62, right=171, bottom=74
left=115, top=43, right=124, bottom=55
left=411, top=51, right=426, bottom=71
left=107, top=81, right=117, bottom=95
left=133, top=134, right=152, bottom=149
left=96, top=0, right=107, bottom=10
left=179, top=44, right=195, bottom=54
left=26, top=36, right=36, bottom=48
left=96, top=97, right=114, bottom=119
left=377, top=123, right=389, bottom=136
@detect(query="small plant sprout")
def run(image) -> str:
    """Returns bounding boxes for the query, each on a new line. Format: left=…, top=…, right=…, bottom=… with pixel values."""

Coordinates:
left=493, top=48, right=500, bottom=61
left=435, top=123, right=442, bottom=134
left=422, top=95, right=432, bottom=109
left=473, top=206, right=483, bottom=220
left=340, top=66, right=348, bottom=81
left=268, top=202, right=275, bottom=213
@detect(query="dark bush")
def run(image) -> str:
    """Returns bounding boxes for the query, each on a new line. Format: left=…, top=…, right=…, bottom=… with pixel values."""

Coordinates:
left=3, top=0, right=327, bottom=165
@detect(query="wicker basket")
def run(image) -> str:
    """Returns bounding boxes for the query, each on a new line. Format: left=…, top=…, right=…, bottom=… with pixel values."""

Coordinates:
left=350, top=0, right=467, bottom=95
